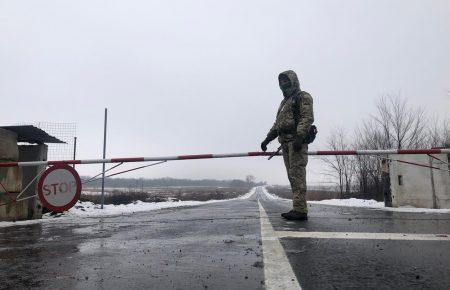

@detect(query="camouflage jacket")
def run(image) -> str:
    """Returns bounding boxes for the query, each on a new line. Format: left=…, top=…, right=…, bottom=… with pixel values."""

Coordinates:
left=266, top=72, right=314, bottom=144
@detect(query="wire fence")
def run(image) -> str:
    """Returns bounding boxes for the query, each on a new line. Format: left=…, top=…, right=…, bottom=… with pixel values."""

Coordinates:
left=17, top=122, right=76, bottom=160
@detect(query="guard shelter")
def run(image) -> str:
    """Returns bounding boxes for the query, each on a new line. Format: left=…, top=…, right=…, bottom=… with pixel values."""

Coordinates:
left=389, top=153, right=450, bottom=209
left=0, top=125, right=64, bottom=221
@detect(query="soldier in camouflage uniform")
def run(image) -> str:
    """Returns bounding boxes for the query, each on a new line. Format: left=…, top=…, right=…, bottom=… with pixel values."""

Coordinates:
left=261, top=70, right=314, bottom=220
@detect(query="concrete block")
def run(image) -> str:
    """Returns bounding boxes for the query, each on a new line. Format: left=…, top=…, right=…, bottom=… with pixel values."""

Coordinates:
left=0, top=167, right=22, bottom=193
left=0, top=196, right=32, bottom=221
left=0, top=128, right=19, bottom=161
left=18, top=144, right=48, bottom=220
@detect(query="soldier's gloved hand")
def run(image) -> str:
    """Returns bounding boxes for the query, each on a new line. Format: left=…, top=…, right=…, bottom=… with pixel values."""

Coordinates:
left=293, top=136, right=304, bottom=152
left=261, top=138, right=270, bottom=152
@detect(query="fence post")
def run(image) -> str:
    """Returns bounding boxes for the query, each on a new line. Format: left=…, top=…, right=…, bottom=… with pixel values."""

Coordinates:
left=101, top=108, right=108, bottom=209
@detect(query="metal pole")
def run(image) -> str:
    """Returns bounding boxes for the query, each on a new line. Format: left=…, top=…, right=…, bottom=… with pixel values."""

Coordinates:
left=73, top=136, right=77, bottom=169
left=428, top=156, right=438, bottom=209
left=101, top=108, right=108, bottom=209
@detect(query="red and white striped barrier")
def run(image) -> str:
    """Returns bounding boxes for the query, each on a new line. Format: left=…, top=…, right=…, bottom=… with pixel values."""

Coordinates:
left=0, top=148, right=448, bottom=168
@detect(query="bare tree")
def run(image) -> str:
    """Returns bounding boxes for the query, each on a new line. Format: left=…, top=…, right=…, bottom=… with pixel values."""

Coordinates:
left=245, top=175, right=255, bottom=188
left=353, top=121, right=384, bottom=196
left=323, top=95, right=443, bottom=199
left=351, top=95, right=430, bottom=198
left=322, top=128, right=354, bottom=196
left=427, top=117, right=450, bottom=148
left=373, top=96, right=428, bottom=149
left=443, top=119, right=450, bottom=147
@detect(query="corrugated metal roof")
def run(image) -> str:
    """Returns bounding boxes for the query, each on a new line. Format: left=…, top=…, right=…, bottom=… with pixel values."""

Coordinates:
left=0, top=125, right=65, bottom=144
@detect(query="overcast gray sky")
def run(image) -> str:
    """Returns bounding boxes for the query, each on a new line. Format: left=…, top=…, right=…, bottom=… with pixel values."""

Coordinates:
left=1, top=0, right=449, bottom=185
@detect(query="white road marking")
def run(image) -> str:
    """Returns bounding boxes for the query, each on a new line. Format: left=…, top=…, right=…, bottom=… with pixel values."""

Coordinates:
left=258, top=200, right=302, bottom=290
left=257, top=186, right=449, bottom=289
left=276, top=231, right=450, bottom=241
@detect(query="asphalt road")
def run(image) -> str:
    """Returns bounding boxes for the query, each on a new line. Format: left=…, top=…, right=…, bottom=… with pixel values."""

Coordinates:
left=1, top=187, right=449, bottom=289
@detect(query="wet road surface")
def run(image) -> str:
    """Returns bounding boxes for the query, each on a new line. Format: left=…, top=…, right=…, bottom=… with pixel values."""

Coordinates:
left=1, top=187, right=449, bottom=289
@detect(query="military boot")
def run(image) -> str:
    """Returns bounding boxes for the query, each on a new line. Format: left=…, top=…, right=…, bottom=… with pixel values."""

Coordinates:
left=281, top=210, right=308, bottom=221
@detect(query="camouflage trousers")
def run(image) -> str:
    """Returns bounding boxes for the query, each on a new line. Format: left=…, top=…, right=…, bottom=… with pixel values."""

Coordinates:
left=281, top=142, right=308, bottom=213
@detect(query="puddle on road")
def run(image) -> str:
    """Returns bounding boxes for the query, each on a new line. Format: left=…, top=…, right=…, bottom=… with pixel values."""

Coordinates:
left=78, top=239, right=110, bottom=254
left=72, top=226, right=101, bottom=235
left=44, top=235, right=61, bottom=241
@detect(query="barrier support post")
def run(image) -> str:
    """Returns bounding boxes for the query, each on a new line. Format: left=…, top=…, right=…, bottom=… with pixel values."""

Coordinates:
left=101, top=108, right=108, bottom=209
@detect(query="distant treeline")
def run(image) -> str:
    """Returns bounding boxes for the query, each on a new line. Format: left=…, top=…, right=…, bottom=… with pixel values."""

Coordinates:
left=81, top=176, right=267, bottom=188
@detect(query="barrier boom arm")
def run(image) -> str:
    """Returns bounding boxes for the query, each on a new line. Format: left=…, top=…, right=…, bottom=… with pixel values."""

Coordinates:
left=0, top=148, right=448, bottom=168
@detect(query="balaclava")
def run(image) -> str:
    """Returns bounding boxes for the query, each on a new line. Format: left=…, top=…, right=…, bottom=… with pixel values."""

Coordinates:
left=278, top=70, right=300, bottom=98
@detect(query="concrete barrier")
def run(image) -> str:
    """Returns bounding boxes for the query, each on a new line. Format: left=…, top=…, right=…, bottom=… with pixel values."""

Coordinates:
left=18, top=144, right=47, bottom=220
left=0, top=198, right=29, bottom=221
left=0, top=128, right=26, bottom=221
left=0, top=128, right=22, bottom=193
left=0, top=167, right=22, bottom=193
left=0, top=145, right=48, bottom=221
left=0, top=128, right=19, bottom=161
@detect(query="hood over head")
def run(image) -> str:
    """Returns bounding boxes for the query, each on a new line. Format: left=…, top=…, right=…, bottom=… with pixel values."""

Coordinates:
left=278, top=70, right=300, bottom=97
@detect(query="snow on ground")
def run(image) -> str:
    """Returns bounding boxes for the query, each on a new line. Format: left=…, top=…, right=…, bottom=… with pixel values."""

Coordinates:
left=260, top=186, right=450, bottom=213
left=309, top=198, right=384, bottom=208
left=380, top=206, right=450, bottom=213
left=64, top=187, right=255, bottom=218
left=81, top=191, right=113, bottom=196
left=310, top=197, right=450, bottom=213
left=0, top=188, right=257, bottom=228
left=0, top=218, right=43, bottom=228
left=238, top=187, right=257, bottom=200
left=260, top=187, right=284, bottom=200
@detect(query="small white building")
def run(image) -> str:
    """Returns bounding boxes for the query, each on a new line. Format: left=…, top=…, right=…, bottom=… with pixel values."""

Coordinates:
left=389, top=153, right=450, bottom=209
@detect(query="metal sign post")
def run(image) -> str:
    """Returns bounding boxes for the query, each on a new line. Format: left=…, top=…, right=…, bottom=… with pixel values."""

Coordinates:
left=73, top=136, right=77, bottom=169
left=101, top=108, right=108, bottom=209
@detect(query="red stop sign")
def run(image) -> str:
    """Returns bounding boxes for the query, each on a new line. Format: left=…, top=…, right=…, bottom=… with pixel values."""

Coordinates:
left=37, top=164, right=82, bottom=212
